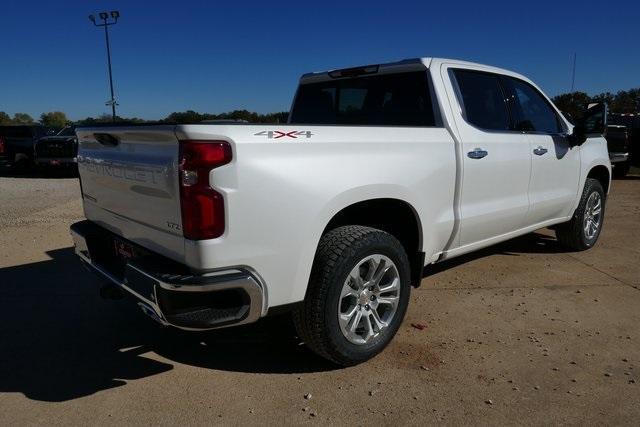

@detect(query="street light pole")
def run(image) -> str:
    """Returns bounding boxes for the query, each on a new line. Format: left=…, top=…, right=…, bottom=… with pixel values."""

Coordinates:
left=89, top=11, right=120, bottom=122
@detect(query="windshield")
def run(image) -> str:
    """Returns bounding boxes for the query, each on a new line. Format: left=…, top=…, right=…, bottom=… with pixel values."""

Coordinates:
left=57, top=126, right=76, bottom=137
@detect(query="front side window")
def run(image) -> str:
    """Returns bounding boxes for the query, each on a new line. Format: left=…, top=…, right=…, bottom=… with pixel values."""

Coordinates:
left=504, top=77, right=562, bottom=133
left=452, top=69, right=511, bottom=131
left=290, top=71, right=437, bottom=126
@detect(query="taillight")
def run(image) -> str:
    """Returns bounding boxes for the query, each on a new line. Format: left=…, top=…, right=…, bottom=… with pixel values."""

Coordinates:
left=0, top=136, right=5, bottom=154
left=179, top=140, right=232, bottom=240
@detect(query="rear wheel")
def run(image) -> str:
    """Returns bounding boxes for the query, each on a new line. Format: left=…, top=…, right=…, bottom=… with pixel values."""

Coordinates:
left=293, top=225, right=411, bottom=366
left=555, top=178, right=605, bottom=251
left=11, top=155, right=32, bottom=174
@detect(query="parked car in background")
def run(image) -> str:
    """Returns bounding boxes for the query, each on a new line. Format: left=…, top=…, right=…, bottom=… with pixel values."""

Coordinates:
left=608, top=113, right=640, bottom=169
left=34, top=125, right=78, bottom=172
left=604, top=125, right=631, bottom=177
left=70, top=57, right=611, bottom=365
left=0, top=125, right=50, bottom=171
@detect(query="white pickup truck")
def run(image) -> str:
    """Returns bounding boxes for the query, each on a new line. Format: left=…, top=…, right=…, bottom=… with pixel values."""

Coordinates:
left=70, top=57, right=611, bottom=365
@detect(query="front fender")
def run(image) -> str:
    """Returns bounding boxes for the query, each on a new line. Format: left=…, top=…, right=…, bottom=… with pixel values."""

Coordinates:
left=573, top=136, right=611, bottom=212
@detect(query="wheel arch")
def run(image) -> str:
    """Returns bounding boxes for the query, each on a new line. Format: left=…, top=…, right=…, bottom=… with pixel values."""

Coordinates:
left=321, top=198, right=425, bottom=287
left=587, top=164, right=611, bottom=195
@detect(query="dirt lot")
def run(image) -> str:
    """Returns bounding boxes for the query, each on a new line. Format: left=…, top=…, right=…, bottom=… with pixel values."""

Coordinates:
left=1, top=171, right=639, bottom=425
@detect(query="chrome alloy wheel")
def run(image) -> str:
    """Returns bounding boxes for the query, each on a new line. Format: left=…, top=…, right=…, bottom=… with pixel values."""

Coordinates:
left=338, top=254, right=400, bottom=345
left=583, top=191, right=603, bottom=240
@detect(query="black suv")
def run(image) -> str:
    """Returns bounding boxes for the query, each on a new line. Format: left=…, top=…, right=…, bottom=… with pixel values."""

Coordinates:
left=604, top=124, right=631, bottom=177
left=34, top=125, right=78, bottom=171
left=0, top=125, right=51, bottom=171
left=608, top=113, right=640, bottom=172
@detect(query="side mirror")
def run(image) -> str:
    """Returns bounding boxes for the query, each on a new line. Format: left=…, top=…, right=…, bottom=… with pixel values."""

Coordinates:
left=568, top=102, right=607, bottom=146
left=568, top=123, right=586, bottom=146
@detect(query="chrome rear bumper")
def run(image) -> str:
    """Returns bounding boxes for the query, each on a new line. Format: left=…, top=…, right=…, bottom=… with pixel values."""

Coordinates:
left=70, top=221, right=265, bottom=331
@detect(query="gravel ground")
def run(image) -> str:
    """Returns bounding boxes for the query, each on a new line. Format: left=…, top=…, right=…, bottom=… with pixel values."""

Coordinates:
left=0, top=172, right=639, bottom=425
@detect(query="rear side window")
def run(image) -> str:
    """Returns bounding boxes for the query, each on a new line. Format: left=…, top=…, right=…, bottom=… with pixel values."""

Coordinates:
left=452, top=69, right=510, bottom=131
left=503, top=77, right=562, bottom=133
left=290, top=71, right=437, bottom=126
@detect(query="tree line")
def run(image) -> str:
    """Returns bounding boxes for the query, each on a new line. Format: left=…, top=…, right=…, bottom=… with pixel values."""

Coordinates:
left=551, top=88, right=639, bottom=121
left=1, top=87, right=638, bottom=130
left=0, top=109, right=290, bottom=129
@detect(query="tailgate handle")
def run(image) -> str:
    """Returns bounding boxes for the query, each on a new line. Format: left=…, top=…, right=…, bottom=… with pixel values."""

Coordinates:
left=94, top=133, right=120, bottom=147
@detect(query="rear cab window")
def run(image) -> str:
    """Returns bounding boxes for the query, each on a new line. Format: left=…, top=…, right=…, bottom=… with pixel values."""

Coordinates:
left=289, top=71, right=439, bottom=127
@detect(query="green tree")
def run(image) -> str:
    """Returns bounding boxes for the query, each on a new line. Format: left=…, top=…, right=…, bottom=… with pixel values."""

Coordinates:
left=162, top=110, right=206, bottom=123
left=552, top=91, right=591, bottom=121
left=161, top=109, right=289, bottom=124
left=12, top=113, right=34, bottom=124
left=608, top=89, right=640, bottom=113
left=553, top=87, right=640, bottom=120
left=40, top=111, right=70, bottom=128
left=75, top=114, right=150, bottom=126
left=0, top=111, right=12, bottom=125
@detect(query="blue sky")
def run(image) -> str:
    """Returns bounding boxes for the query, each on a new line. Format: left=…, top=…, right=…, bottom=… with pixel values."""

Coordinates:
left=1, top=0, right=638, bottom=121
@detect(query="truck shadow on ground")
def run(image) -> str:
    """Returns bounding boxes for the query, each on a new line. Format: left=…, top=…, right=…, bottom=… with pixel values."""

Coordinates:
left=424, top=231, right=569, bottom=275
left=0, top=248, right=333, bottom=402
left=0, top=231, right=564, bottom=402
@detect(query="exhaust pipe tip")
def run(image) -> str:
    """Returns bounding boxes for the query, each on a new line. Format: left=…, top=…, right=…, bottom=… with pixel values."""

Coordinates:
left=99, top=283, right=124, bottom=300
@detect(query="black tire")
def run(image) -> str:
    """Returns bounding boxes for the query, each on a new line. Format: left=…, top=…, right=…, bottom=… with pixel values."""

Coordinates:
left=11, top=157, right=31, bottom=175
left=612, top=162, right=630, bottom=178
left=293, top=225, right=411, bottom=366
left=555, top=178, right=605, bottom=251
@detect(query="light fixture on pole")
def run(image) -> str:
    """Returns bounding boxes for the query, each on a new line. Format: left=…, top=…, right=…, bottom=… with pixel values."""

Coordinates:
left=89, top=11, right=120, bottom=122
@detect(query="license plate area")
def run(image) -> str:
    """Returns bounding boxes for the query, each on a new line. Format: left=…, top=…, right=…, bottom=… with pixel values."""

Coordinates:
left=73, top=221, right=192, bottom=303
left=113, top=237, right=136, bottom=261
left=85, top=232, right=148, bottom=281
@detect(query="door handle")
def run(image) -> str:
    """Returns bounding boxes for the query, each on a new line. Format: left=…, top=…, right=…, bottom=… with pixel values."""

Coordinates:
left=533, top=146, right=548, bottom=156
left=467, top=148, right=488, bottom=159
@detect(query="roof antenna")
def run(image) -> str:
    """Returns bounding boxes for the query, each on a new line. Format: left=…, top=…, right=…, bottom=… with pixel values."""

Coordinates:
left=570, top=53, right=577, bottom=92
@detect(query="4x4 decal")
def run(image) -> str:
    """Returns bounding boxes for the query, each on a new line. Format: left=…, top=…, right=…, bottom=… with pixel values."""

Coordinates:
left=254, top=130, right=313, bottom=139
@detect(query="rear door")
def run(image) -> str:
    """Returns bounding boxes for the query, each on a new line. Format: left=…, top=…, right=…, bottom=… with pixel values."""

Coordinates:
left=76, top=126, right=185, bottom=259
left=501, top=76, right=580, bottom=224
left=445, top=67, right=532, bottom=247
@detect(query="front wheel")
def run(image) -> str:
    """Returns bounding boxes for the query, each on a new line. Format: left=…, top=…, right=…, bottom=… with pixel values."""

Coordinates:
left=555, top=178, right=605, bottom=251
left=293, top=226, right=411, bottom=366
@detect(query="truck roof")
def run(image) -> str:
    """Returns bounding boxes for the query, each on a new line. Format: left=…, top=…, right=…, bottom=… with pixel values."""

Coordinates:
left=299, top=57, right=529, bottom=85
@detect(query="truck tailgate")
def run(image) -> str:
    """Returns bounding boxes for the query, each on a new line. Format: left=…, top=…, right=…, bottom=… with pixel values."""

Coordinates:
left=76, top=126, right=185, bottom=260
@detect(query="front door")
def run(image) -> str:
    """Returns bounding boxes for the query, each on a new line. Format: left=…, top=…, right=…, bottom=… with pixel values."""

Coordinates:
left=502, top=76, right=581, bottom=224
